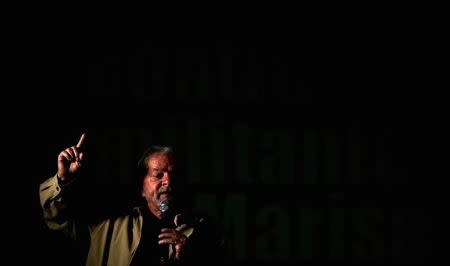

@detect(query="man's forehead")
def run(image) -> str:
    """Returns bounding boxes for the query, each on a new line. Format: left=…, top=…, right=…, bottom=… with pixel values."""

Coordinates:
left=147, top=153, right=173, bottom=167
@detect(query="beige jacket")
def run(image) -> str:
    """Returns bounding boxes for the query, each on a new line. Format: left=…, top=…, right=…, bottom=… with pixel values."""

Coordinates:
left=39, top=175, right=200, bottom=266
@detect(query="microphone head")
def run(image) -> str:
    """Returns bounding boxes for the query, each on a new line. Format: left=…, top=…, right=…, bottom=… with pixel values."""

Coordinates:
left=158, top=199, right=170, bottom=212
left=158, top=199, right=171, bottom=221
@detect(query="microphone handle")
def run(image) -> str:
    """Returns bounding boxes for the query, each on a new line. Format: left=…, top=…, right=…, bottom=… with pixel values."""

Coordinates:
left=160, top=211, right=172, bottom=227
left=159, top=211, right=171, bottom=265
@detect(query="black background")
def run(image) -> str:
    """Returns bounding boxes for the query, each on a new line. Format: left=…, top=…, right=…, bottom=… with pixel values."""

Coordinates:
left=6, top=22, right=437, bottom=265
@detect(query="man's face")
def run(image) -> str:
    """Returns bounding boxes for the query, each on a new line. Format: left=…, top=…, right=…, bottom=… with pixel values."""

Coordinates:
left=141, top=153, right=175, bottom=213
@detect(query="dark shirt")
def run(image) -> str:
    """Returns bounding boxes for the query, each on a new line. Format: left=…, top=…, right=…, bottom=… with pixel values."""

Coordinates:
left=131, top=207, right=227, bottom=266
left=130, top=208, right=171, bottom=266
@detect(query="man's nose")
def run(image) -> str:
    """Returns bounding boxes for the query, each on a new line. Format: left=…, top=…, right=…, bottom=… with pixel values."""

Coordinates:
left=162, top=173, right=171, bottom=187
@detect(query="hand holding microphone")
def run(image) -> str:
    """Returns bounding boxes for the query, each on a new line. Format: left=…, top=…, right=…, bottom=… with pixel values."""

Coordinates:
left=157, top=199, right=187, bottom=261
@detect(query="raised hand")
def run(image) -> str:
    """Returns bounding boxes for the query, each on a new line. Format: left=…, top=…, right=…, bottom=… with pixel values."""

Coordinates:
left=57, top=133, right=86, bottom=182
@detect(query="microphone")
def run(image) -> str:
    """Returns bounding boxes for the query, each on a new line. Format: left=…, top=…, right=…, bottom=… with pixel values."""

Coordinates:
left=158, top=199, right=171, bottom=224
left=158, top=199, right=172, bottom=264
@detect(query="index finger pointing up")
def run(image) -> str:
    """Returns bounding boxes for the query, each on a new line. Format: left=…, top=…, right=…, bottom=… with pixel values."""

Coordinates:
left=76, top=133, right=86, bottom=148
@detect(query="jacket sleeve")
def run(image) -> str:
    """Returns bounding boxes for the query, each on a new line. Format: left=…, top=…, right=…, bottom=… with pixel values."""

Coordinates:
left=39, top=175, right=79, bottom=240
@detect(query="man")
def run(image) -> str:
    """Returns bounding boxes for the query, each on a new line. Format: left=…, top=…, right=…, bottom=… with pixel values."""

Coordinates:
left=39, top=133, right=226, bottom=265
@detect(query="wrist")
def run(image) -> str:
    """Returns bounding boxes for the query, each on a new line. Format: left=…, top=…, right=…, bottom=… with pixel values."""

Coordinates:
left=56, top=173, right=65, bottom=181
left=56, top=173, right=74, bottom=187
